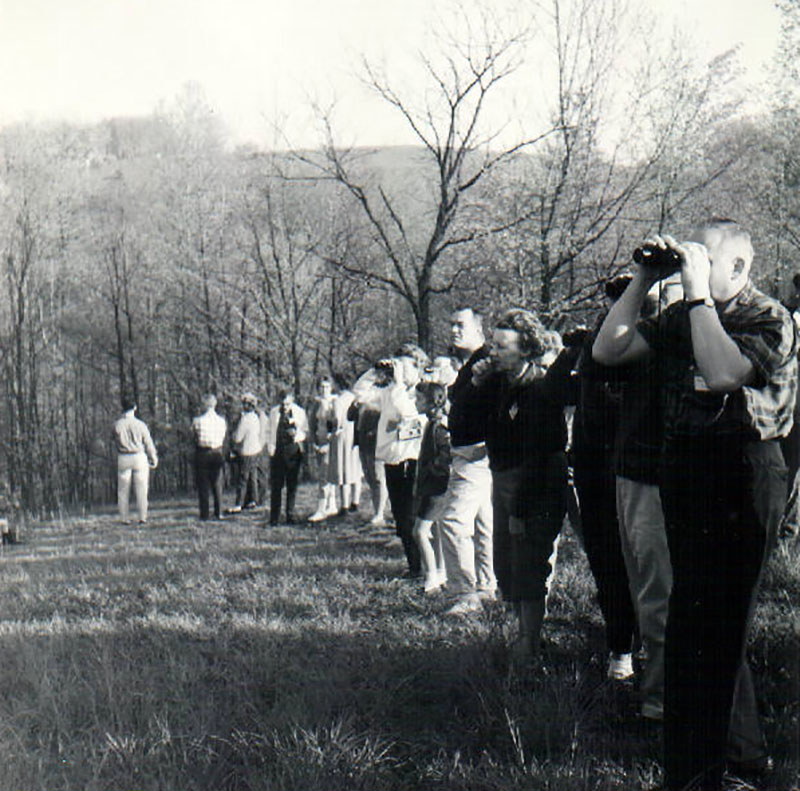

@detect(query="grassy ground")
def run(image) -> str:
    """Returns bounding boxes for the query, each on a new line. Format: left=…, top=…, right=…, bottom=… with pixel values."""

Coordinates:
left=0, top=485, right=797, bottom=791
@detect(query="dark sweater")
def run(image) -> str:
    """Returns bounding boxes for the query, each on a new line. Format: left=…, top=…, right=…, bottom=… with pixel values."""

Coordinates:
left=448, top=345, right=496, bottom=447
left=486, top=364, right=567, bottom=515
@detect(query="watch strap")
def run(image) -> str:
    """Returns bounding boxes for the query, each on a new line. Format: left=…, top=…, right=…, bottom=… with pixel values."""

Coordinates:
left=686, top=297, right=713, bottom=310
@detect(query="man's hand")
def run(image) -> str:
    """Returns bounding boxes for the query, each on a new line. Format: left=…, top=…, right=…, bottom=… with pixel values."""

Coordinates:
left=676, top=240, right=712, bottom=302
left=634, top=234, right=681, bottom=285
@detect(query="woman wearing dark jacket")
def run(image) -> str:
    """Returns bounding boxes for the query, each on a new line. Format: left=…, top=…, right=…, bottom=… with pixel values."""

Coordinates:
left=412, top=382, right=452, bottom=593
left=477, top=309, right=568, bottom=661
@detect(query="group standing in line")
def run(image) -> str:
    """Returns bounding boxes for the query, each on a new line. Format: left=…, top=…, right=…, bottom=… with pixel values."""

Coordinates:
left=112, top=217, right=797, bottom=791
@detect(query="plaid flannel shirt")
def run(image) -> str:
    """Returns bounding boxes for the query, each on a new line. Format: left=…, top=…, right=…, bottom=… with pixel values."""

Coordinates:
left=638, top=280, right=797, bottom=442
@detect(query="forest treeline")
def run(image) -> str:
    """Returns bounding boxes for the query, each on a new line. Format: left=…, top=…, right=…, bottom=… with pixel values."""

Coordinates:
left=1, top=0, right=798, bottom=512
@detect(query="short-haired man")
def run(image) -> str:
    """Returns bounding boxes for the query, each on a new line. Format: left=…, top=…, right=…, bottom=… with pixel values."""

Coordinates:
left=191, top=393, right=227, bottom=521
left=439, top=307, right=498, bottom=615
left=593, top=219, right=796, bottom=791
left=112, top=396, right=158, bottom=524
left=266, top=390, right=309, bottom=525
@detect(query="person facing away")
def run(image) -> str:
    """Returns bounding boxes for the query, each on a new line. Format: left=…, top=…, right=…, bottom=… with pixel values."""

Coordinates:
left=228, top=392, right=262, bottom=513
left=191, top=393, right=227, bottom=521
left=112, top=395, right=158, bottom=524
left=412, top=381, right=451, bottom=594
left=593, top=218, right=796, bottom=791
left=266, top=390, right=309, bottom=525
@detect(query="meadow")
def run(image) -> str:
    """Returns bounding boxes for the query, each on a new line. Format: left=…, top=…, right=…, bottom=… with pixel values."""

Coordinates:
left=0, top=486, right=797, bottom=791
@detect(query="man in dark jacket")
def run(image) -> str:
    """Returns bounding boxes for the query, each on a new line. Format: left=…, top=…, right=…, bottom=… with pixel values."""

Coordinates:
left=439, top=307, right=498, bottom=615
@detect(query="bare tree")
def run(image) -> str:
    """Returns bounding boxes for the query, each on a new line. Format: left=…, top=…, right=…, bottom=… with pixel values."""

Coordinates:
left=289, top=3, right=555, bottom=349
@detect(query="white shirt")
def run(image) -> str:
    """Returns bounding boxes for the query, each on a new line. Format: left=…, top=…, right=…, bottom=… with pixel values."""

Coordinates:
left=192, top=409, right=227, bottom=450
left=232, top=410, right=263, bottom=456
left=375, top=383, right=426, bottom=465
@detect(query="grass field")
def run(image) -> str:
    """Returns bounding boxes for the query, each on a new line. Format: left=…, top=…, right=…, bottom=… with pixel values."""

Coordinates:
left=0, top=485, right=797, bottom=790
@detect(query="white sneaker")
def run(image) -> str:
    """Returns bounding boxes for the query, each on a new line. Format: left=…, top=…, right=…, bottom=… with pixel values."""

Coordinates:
left=369, top=515, right=387, bottom=527
left=444, top=594, right=483, bottom=616
left=423, top=576, right=442, bottom=594
left=607, top=652, right=634, bottom=680
left=308, top=510, right=327, bottom=523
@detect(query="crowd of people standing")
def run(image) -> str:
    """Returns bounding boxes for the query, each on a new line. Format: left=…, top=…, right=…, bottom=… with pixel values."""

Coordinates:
left=111, top=218, right=798, bottom=791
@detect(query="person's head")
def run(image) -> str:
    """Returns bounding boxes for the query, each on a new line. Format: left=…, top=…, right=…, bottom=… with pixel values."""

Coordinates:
left=121, top=395, right=137, bottom=413
left=200, top=393, right=217, bottom=412
left=426, top=355, right=458, bottom=387
left=415, top=381, right=447, bottom=418
left=393, top=342, right=430, bottom=388
left=317, top=376, right=333, bottom=398
left=241, top=392, right=257, bottom=411
left=491, top=309, right=547, bottom=376
left=279, top=390, right=295, bottom=409
left=689, top=218, right=753, bottom=303
left=792, top=273, right=800, bottom=293
left=450, top=307, right=485, bottom=354
left=539, top=329, right=564, bottom=369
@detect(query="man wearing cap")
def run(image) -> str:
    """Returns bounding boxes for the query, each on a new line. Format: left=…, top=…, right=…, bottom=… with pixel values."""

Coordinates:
left=228, top=392, right=262, bottom=513
left=192, top=393, right=227, bottom=520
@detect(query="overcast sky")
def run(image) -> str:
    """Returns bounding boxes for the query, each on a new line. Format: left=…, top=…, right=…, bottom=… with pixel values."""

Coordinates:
left=0, top=0, right=783, bottom=148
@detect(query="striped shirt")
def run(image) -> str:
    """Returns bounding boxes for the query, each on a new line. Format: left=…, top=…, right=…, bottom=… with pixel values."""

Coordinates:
left=192, top=410, right=227, bottom=450
left=639, top=280, right=797, bottom=442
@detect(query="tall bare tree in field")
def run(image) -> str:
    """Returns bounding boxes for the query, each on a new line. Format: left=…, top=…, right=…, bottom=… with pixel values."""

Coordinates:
left=291, top=3, right=554, bottom=350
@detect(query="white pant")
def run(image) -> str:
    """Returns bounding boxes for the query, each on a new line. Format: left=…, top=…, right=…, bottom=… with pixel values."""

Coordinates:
left=117, top=453, right=150, bottom=522
left=440, top=448, right=495, bottom=596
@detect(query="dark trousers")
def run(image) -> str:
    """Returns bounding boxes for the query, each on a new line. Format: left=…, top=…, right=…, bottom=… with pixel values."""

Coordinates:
left=573, top=450, right=638, bottom=654
left=270, top=450, right=303, bottom=524
left=195, top=448, right=225, bottom=520
left=384, top=459, right=421, bottom=575
left=661, top=437, right=785, bottom=791
left=235, top=454, right=259, bottom=506
left=492, top=453, right=567, bottom=602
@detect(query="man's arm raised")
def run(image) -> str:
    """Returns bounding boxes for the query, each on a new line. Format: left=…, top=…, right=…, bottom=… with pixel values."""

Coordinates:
left=592, top=268, right=654, bottom=366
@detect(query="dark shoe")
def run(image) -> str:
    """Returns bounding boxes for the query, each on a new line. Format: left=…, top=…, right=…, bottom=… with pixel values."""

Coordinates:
left=268, top=519, right=279, bottom=527
left=337, top=507, right=348, bottom=517
left=285, top=514, right=296, bottom=525
left=348, top=503, right=358, bottom=512
left=726, top=754, right=774, bottom=782
left=243, top=501, right=258, bottom=510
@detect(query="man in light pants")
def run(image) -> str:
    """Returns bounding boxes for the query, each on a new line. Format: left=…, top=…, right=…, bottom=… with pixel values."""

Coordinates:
left=441, top=307, right=497, bottom=615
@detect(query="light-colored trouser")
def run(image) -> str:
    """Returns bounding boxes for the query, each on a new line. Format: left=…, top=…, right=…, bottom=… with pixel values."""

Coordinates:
left=616, top=475, right=672, bottom=717
left=440, top=448, right=496, bottom=597
left=360, top=444, right=388, bottom=518
left=414, top=513, right=446, bottom=582
left=117, top=452, right=150, bottom=522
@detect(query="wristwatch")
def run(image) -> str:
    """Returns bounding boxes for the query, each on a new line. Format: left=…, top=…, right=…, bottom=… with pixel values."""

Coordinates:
left=686, top=297, right=714, bottom=310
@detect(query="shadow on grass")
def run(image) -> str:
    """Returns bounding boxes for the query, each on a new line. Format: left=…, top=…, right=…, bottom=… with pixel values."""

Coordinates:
left=0, top=497, right=796, bottom=791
